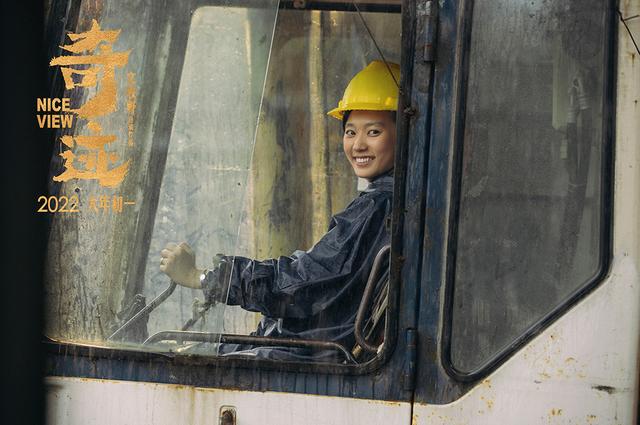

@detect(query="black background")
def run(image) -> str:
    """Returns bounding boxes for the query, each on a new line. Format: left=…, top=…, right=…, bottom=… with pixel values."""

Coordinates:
left=1, top=1, right=47, bottom=424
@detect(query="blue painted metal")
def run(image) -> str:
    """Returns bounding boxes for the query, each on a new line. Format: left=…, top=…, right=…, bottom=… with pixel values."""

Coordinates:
left=412, top=0, right=469, bottom=404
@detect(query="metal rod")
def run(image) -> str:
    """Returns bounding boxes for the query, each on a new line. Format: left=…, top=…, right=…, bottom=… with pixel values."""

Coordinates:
left=107, top=280, right=178, bottom=341
left=354, top=244, right=391, bottom=353
left=283, top=1, right=401, bottom=13
left=142, top=330, right=357, bottom=364
left=619, top=9, right=640, bottom=55
left=180, top=300, right=213, bottom=331
left=352, top=2, right=401, bottom=89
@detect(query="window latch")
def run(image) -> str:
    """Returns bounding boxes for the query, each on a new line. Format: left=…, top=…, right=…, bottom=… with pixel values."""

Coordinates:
left=219, top=406, right=236, bottom=425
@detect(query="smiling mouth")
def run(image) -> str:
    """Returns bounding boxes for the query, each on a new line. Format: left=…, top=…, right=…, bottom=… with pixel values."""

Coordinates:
left=353, top=156, right=375, bottom=165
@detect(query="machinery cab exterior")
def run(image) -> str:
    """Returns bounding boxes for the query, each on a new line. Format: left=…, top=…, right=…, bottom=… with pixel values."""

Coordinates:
left=44, top=0, right=640, bottom=423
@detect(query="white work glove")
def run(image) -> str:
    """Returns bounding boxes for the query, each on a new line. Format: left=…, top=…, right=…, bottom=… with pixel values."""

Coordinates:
left=159, top=242, right=202, bottom=289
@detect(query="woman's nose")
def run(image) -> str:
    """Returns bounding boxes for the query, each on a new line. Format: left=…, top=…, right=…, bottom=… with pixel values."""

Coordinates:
left=353, top=133, right=367, bottom=150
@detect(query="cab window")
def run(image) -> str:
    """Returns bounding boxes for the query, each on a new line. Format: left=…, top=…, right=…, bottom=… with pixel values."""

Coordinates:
left=44, top=0, right=401, bottom=366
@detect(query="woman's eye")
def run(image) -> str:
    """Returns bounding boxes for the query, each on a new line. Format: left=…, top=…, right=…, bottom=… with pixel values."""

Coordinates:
left=344, top=130, right=356, bottom=137
left=368, top=129, right=381, bottom=136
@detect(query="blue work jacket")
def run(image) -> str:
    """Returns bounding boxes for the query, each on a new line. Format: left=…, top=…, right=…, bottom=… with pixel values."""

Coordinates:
left=204, top=172, right=393, bottom=362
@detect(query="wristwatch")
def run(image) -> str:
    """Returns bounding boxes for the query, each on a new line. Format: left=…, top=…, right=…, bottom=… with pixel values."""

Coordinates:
left=199, top=268, right=216, bottom=289
left=199, top=254, right=227, bottom=303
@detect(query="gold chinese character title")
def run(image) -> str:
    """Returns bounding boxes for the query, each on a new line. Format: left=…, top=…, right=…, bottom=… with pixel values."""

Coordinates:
left=47, top=19, right=135, bottom=188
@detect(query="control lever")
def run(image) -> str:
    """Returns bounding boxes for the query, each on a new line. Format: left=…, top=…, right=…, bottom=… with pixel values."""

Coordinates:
left=107, top=280, right=177, bottom=341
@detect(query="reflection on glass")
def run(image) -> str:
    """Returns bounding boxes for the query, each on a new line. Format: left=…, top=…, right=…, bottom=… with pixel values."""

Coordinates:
left=144, top=4, right=279, bottom=343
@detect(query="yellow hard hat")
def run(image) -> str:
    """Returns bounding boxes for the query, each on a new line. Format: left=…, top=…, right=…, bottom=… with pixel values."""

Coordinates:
left=327, top=60, right=400, bottom=120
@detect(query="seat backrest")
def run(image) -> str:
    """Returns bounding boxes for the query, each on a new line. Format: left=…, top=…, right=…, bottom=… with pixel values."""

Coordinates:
left=352, top=245, right=391, bottom=360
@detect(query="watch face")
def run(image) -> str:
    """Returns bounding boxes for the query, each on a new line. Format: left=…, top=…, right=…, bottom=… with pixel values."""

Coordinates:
left=201, top=269, right=215, bottom=286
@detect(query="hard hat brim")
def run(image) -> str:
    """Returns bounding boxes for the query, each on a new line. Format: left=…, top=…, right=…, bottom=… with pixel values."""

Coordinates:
left=327, top=104, right=398, bottom=121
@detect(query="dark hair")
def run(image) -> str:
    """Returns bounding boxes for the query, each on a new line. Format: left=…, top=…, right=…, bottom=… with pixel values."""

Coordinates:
left=341, top=110, right=396, bottom=132
left=341, top=110, right=352, bottom=131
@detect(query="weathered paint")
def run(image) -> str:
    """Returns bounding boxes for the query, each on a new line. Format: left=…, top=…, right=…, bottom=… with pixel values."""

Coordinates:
left=412, top=2, right=640, bottom=422
left=44, top=1, right=640, bottom=424
left=46, top=376, right=412, bottom=425
left=45, top=0, right=185, bottom=341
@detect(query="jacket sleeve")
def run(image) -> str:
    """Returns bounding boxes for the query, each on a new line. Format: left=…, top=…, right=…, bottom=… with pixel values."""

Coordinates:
left=204, top=193, right=391, bottom=319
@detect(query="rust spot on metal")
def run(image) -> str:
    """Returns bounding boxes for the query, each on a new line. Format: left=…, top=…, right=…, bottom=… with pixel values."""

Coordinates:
left=591, top=384, right=619, bottom=394
left=369, top=400, right=404, bottom=408
left=479, top=395, right=494, bottom=410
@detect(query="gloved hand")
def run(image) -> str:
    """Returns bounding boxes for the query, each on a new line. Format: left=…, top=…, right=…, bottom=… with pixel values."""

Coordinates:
left=159, top=242, right=202, bottom=288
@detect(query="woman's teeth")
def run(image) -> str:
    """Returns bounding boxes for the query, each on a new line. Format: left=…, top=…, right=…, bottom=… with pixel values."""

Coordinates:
left=355, top=157, right=373, bottom=164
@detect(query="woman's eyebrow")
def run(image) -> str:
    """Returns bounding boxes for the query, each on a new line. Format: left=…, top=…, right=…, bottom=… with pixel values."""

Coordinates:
left=345, top=121, right=386, bottom=128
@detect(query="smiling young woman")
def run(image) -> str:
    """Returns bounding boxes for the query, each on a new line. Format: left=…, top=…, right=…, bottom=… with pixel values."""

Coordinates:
left=158, top=60, right=400, bottom=362
left=343, top=110, right=397, bottom=180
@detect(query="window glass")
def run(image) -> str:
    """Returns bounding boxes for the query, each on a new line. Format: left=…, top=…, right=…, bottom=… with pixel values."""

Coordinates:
left=144, top=4, right=279, bottom=341
left=147, top=6, right=400, bottom=362
left=45, top=1, right=280, bottom=346
left=450, top=0, right=609, bottom=373
left=45, top=1, right=401, bottom=365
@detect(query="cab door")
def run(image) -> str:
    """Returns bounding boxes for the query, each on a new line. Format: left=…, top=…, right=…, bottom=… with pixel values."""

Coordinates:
left=411, top=0, right=639, bottom=423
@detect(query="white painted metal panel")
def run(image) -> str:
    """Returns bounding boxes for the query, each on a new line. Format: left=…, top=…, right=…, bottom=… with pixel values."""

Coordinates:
left=413, top=257, right=639, bottom=424
left=46, top=376, right=411, bottom=425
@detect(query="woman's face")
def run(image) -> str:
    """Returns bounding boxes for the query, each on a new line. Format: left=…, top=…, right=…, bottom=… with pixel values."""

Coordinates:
left=343, top=110, right=397, bottom=180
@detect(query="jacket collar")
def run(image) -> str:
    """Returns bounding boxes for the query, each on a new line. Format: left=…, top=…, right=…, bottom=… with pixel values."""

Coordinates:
left=363, top=169, right=394, bottom=193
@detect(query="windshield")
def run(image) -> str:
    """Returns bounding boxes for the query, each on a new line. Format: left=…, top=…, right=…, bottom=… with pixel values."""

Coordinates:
left=45, top=0, right=401, bottom=365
